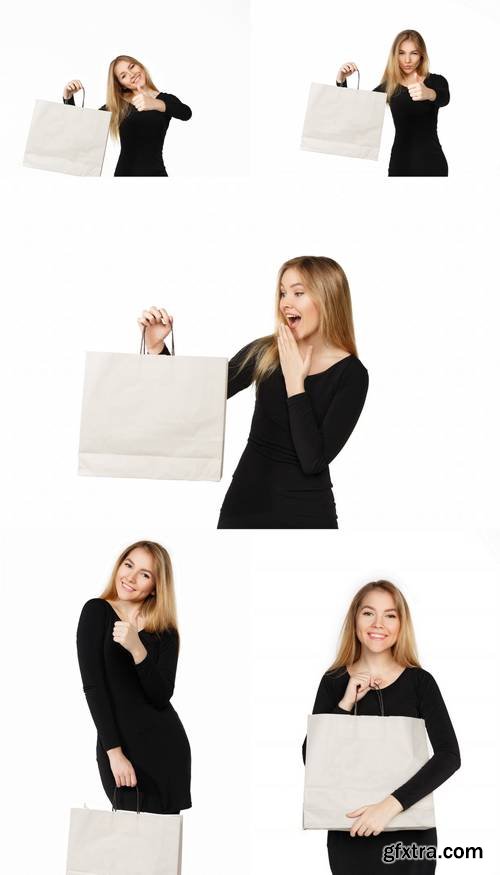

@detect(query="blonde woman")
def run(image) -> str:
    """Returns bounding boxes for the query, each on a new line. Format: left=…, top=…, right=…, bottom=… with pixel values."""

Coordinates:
left=63, top=55, right=191, bottom=176
left=304, top=580, right=460, bottom=873
left=337, top=30, right=449, bottom=176
left=76, top=541, right=191, bottom=814
left=139, top=255, right=369, bottom=529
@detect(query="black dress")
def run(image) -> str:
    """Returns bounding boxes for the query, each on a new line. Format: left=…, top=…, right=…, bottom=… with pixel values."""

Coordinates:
left=304, top=667, right=461, bottom=874
left=76, top=598, right=192, bottom=814
left=64, top=92, right=192, bottom=176
left=161, top=341, right=368, bottom=528
left=338, top=75, right=449, bottom=176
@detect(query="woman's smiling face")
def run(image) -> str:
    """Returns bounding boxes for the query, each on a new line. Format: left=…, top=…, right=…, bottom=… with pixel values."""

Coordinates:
left=398, top=39, right=421, bottom=76
left=278, top=267, right=320, bottom=341
left=356, top=588, right=401, bottom=654
left=114, top=547, right=155, bottom=603
left=114, top=60, right=145, bottom=91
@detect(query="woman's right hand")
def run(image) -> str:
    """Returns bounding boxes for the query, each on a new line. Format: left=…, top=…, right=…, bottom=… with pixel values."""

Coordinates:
left=338, top=671, right=382, bottom=711
left=137, top=306, right=173, bottom=354
left=63, top=79, right=84, bottom=100
left=107, top=746, right=137, bottom=787
left=336, top=62, right=358, bottom=83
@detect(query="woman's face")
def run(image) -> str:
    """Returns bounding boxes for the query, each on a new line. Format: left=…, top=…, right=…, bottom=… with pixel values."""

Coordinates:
left=397, top=39, right=421, bottom=76
left=278, top=267, right=320, bottom=341
left=115, top=547, right=155, bottom=603
left=356, top=589, right=401, bottom=655
left=114, top=60, right=145, bottom=91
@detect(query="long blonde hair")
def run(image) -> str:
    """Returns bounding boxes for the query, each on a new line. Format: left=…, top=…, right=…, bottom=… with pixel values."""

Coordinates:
left=379, top=30, right=430, bottom=102
left=238, top=256, right=358, bottom=386
left=106, top=55, right=159, bottom=139
left=327, top=580, right=421, bottom=675
left=100, top=540, right=178, bottom=635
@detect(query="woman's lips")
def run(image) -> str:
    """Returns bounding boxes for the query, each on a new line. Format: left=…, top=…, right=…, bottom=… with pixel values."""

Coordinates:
left=367, top=632, right=387, bottom=639
left=121, top=581, right=135, bottom=592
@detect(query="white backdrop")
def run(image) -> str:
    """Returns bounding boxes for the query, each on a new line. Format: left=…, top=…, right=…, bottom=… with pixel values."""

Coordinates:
left=3, top=0, right=250, bottom=177
left=251, top=0, right=500, bottom=177
left=0, top=527, right=497, bottom=873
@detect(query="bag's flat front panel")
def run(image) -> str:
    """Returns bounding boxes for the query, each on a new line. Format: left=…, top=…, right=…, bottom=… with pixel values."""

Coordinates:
left=78, top=352, right=228, bottom=480
left=304, top=714, right=435, bottom=830
left=66, top=808, right=182, bottom=875
left=301, top=83, right=386, bottom=161
left=23, top=101, right=111, bottom=176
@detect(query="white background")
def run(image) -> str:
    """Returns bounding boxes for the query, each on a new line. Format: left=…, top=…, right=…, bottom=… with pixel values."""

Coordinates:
left=251, top=0, right=500, bottom=177
left=2, top=0, right=250, bottom=177
left=1, top=1, right=500, bottom=873
left=1, top=528, right=498, bottom=873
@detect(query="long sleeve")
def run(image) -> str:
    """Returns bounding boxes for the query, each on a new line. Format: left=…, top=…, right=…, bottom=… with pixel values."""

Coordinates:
left=157, top=93, right=192, bottom=120
left=63, top=95, right=107, bottom=111
left=287, top=358, right=368, bottom=475
left=428, top=74, right=450, bottom=108
left=391, top=671, right=461, bottom=810
left=134, top=630, right=179, bottom=709
left=302, top=672, right=351, bottom=763
left=76, top=599, right=122, bottom=751
left=161, top=339, right=257, bottom=399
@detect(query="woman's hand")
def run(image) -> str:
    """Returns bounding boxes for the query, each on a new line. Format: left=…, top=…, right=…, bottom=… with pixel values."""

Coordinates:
left=408, top=76, right=435, bottom=102
left=336, top=62, right=358, bottom=83
left=346, top=795, right=403, bottom=837
left=107, top=747, right=137, bottom=788
left=63, top=79, right=83, bottom=100
left=277, top=323, right=312, bottom=397
left=138, top=306, right=173, bottom=354
left=338, top=671, right=383, bottom=711
left=113, top=620, right=147, bottom=664
left=131, top=87, right=163, bottom=112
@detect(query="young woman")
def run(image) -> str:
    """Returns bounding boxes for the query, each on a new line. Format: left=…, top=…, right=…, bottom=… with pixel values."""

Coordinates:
left=139, top=255, right=369, bottom=529
left=304, top=580, right=460, bottom=874
left=76, top=540, right=191, bottom=814
left=63, top=55, right=191, bottom=176
left=337, top=30, right=449, bottom=176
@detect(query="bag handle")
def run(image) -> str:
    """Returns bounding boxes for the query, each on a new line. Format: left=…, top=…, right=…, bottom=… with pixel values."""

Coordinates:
left=72, top=87, right=86, bottom=108
left=339, top=70, right=360, bottom=90
left=140, top=324, right=175, bottom=356
left=112, top=785, right=141, bottom=814
left=353, top=680, right=384, bottom=716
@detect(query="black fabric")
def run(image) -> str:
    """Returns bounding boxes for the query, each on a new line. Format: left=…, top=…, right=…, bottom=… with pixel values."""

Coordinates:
left=160, top=340, right=368, bottom=528
left=304, top=666, right=460, bottom=874
left=77, top=598, right=191, bottom=814
left=63, top=92, right=191, bottom=176
left=338, top=74, right=449, bottom=176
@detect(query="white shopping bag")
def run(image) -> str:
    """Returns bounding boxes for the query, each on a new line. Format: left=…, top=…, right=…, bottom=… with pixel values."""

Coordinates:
left=24, top=89, right=111, bottom=176
left=303, top=704, right=436, bottom=830
left=78, top=332, right=228, bottom=481
left=66, top=805, right=182, bottom=875
left=301, top=72, right=386, bottom=161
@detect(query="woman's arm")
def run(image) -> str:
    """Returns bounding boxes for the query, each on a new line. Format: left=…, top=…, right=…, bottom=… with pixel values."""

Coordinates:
left=76, top=599, right=122, bottom=751
left=134, top=630, right=179, bottom=709
left=391, top=670, right=461, bottom=811
left=160, top=339, right=256, bottom=399
left=156, top=93, right=192, bottom=121
left=427, top=74, right=450, bottom=107
left=287, top=358, right=369, bottom=475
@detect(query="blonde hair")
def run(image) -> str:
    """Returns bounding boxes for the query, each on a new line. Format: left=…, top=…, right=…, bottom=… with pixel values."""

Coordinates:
left=106, top=55, right=159, bottom=139
left=327, top=580, right=421, bottom=675
left=379, top=30, right=430, bottom=102
left=238, top=256, right=358, bottom=386
left=100, top=540, right=178, bottom=635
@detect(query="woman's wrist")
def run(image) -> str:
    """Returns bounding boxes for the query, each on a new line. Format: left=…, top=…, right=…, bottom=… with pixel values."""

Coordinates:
left=132, top=643, right=147, bottom=665
left=147, top=340, right=166, bottom=355
left=385, top=795, right=404, bottom=814
left=107, top=746, right=122, bottom=758
left=286, top=380, right=305, bottom=398
left=338, top=697, right=353, bottom=711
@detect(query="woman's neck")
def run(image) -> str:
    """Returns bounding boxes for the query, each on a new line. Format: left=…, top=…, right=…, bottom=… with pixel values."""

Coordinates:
left=352, top=649, right=400, bottom=677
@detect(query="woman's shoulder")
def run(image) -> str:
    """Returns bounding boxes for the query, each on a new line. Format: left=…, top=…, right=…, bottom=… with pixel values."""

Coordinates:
left=404, top=665, right=438, bottom=690
left=337, top=354, right=369, bottom=386
left=80, top=597, right=109, bottom=616
left=321, top=666, right=349, bottom=687
left=426, top=73, right=448, bottom=85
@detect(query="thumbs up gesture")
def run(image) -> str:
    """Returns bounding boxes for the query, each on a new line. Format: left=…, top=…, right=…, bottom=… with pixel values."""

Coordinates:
left=408, top=75, right=433, bottom=102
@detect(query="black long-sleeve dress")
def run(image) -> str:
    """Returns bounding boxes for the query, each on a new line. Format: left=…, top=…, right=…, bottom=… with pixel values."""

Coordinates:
left=63, top=92, right=192, bottom=176
left=338, top=74, right=449, bottom=176
left=161, top=340, right=368, bottom=528
left=76, top=598, right=192, bottom=814
left=303, top=667, right=461, bottom=874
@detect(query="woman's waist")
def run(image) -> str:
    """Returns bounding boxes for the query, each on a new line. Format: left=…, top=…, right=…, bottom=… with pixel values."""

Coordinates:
left=237, top=439, right=332, bottom=489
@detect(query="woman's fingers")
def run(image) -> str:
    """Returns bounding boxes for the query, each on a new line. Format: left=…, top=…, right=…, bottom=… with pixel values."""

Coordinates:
left=159, top=308, right=171, bottom=326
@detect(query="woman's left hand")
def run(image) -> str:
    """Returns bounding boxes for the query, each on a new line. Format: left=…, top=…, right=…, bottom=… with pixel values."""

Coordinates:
left=346, top=795, right=403, bottom=837
left=277, top=322, right=312, bottom=397
left=113, top=620, right=146, bottom=663
left=408, top=76, right=435, bottom=102
left=131, top=89, right=162, bottom=112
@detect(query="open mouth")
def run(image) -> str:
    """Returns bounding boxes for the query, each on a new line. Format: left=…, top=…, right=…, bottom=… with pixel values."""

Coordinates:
left=286, top=314, right=301, bottom=327
left=121, top=580, right=135, bottom=593
left=368, top=633, right=387, bottom=640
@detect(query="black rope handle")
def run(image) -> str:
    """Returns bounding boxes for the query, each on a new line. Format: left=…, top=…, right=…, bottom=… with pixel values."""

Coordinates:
left=112, top=785, right=141, bottom=814
left=353, top=680, right=384, bottom=716
left=140, top=323, right=175, bottom=356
